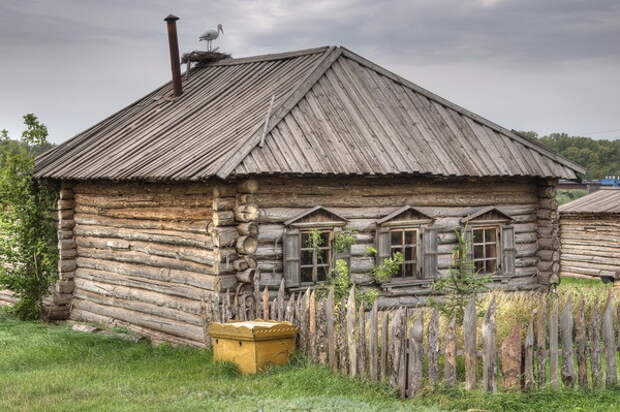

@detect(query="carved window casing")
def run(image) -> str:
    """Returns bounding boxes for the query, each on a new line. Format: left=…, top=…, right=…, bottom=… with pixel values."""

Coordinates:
left=375, top=206, right=437, bottom=280
left=461, top=207, right=516, bottom=276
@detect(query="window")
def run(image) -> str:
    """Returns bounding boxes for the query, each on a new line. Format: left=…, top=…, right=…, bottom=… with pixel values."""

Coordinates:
left=472, top=226, right=499, bottom=274
left=300, top=230, right=332, bottom=284
left=389, top=228, right=418, bottom=278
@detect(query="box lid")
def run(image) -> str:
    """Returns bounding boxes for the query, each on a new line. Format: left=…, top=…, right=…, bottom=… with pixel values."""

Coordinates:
left=207, top=319, right=298, bottom=341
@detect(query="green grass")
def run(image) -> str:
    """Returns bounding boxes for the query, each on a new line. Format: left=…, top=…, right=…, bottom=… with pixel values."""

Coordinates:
left=2, top=317, right=620, bottom=411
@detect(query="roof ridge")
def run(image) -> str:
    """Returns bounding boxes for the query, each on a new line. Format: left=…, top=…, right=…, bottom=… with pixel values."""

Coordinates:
left=209, top=46, right=333, bottom=67
left=339, top=48, right=585, bottom=175
left=215, top=46, right=343, bottom=178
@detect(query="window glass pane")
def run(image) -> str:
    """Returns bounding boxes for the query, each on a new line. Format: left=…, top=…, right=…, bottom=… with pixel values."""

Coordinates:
left=317, top=266, right=328, bottom=282
left=487, top=259, right=497, bottom=273
left=316, top=249, right=329, bottom=264
left=474, top=260, right=485, bottom=273
left=320, top=231, right=330, bottom=244
left=474, top=245, right=484, bottom=259
left=485, top=229, right=497, bottom=242
left=302, top=233, right=312, bottom=248
left=301, top=267, right=313, bottom=283
left=473, top=229, right=483, bottom=243
left=485, top=244, right=497, bottom=259
left=405, top=246, right=414, bottom=261
left=404, top=230, right=415, bottom=245
left=301, top=250, right=313, bottom=265
left=404, top=263, right=415, bottom=278
left=391, top=230, right=401, bottom=245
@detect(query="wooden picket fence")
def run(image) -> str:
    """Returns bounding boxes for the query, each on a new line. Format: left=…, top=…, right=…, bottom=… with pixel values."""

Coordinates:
left=202, top=281, right=619, bottom=397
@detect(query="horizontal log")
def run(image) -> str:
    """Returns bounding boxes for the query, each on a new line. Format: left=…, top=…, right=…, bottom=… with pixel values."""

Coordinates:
left=213, top=197, right=236, bottom=212
left=74, top=193, right=212, bottom=209
left=71, top=298, right=205, bottom=342
left=212, top=211, right=234, bottom=227
left=209, top=226, right=238, bottom=248
left=70, top=307, right=205, bottom=347
left=236, top=268, right=255, bottom=283
left=74, top=182, right=212, bottom=196
left=234, top=204, right=259, bottom=223
left=74, top=278, right=203, bottom=319
left=74, top=224, right=212, bottom=249
left=58, top=199, right=75, bottom=210
left=59, top=188, right=74, bottom=200
left=238, top=178, right=259, bottom=194
left=75, top=205, right=211, bottom=221
left=58, top=230, right=74, bottom=240
left=237, top=236, right=258, bottom=255
left=75, top=267, right=212, bottom=301
left=76, top=257, right=236, bottom=291
left=238, top=222, right=259, bottom=237
left=75, top=213, right=207, bottom=234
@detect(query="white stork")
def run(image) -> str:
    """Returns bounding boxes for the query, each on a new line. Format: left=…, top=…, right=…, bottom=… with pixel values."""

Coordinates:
left=199, top=24, right=223, bottom=52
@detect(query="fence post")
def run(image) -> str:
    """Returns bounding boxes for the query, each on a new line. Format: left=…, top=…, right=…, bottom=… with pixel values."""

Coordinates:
left=369, top=300, right=378, bottom=381
left=262, top=287, right=269, bottom=320
left=398, top=308, right=408, bottom=398
left=603, top=292, right=617, bottom=386
left=346, top=287, right=357, bottom=378
left=549, top=299, right=560, bottom=389
left=408, top=311, right=424, bottom=397
left=277, top=279, right=285, bottom=321
left=358, top=305, right=367, bottom=378
left=560, top=297, right=575, bottom=387
left=524, top=319, right=535, bottom=391
left=309, top=290, right=317, bottom=360
left=326, top=288, right=336, bottom=372
left=589, top=300, right=602, bottom=388
left=464, top=296, right=477, bottom=390
left=501, top=323, right=522, bottom=391
left=482, top=298, right=497, bottom=393
left=390, top=308, right=404, bottom=389
left=427, top=308, right=440, bottom=384
left=380, top=310, right=389, bottom=382
left=444, top=317, right=457, bottom=386
left=285, top=293, right=296, bottom=323
left=575, top=298, right=588, bottom=389
left=535, top=297, right=547, bottom=387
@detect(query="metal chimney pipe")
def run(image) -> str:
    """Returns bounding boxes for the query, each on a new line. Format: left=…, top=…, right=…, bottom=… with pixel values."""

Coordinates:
left=164, top=14, right=182, bottom=97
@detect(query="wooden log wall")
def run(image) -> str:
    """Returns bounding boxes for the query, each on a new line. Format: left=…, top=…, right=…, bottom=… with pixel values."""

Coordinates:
left=69, top=181, right=228, bottom=346
left=42, top=183, right=76, bottom=320
left=560, top=214, right=620, bottom=280
left=252, top=176, right=547, bottom=304
left=536, top=179, right=560, bottom=286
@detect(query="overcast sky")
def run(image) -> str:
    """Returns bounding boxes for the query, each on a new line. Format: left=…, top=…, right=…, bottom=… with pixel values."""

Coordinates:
left=1, top=0, right=619, bottom=143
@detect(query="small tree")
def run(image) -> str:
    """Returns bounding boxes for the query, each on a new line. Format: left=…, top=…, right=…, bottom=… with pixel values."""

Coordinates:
left=431, top=226, right=490, bottom=323
left=0, top=115, right=58, bottom=320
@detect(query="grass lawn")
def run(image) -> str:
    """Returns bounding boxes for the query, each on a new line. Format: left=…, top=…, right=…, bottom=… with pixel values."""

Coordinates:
left=2, top=314, right=620, bottom=411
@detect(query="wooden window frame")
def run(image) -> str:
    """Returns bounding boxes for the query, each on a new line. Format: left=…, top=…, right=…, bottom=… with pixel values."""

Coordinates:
left=299, top=229, right=333, bottom=286
left=388, top=227, right=421, bottom=279
left=471, top=225, right=501, bottom=275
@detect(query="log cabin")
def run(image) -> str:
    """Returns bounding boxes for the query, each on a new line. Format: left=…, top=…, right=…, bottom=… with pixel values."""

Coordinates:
left=559, top=187, right=620, bottom=284
left=34, top=41, right=583, bottom=346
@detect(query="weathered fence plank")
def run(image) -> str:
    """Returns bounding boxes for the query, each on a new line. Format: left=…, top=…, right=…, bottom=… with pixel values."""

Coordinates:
left=549, top=300, right=560, bottom=389
left=482, top=298, right=497, bottom=393
left=380, top=310, right=389, bottom=382
left=575, top=299, right=588, bottom=388
left=603, top=293, right=617, bottom=386
left=589, top=301, right=603, bottom=388
left=357, top=304, right=367, bottom=378
left=262, top=287, right=269, bottom=320
left=408, top=312, right=424, bottom=398
left=369, top=300, right=378, bottom=381
left=501, top=323, right=522, bottom=391
left=427, top=308, right=440, bottom=385
left=560, top=297, right=575, bottom=388
left=326, top=288, right=336, bottom=372
left=535, top=299, right=547, bottom=387
left=346, top=288, right=357, bottom=378
left=464, top=296, right=477, bottom=390
left=444, top=317, right=457, bottom=386
left=309, top=290, right=317, bottom=360
left=524, top=320, right=535, bottom=391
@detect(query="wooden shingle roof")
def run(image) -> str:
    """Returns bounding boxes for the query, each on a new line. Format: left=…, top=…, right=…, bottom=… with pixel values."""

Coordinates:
left=559, top=187, right=620, bottom=214
left=36, top=46, right=583, bottom=181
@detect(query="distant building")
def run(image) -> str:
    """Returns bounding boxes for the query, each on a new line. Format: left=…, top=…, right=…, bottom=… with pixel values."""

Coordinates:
left=559, top=187, right=620, bottom=283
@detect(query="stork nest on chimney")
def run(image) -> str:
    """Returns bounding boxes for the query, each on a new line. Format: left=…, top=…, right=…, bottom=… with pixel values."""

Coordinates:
left=181, top=50, right=231, bottom=66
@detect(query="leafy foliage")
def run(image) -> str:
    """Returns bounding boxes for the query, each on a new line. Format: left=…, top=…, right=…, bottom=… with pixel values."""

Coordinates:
left=431, top=227, right=490, bottom=323
left=520, top=130, right=620, bottom=179
left=370, top=250, right=404, bottom=283
left=334, top=229, right=357, bottom=254
left=556, top=189, right=587, bottom=205
left=0, top=115, right=58, bottom=320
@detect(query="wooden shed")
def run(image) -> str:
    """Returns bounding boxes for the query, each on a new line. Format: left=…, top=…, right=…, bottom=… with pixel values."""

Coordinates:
left=559, top=187, right=620, bottom=283
left=34, top=46, right=583, bottom=346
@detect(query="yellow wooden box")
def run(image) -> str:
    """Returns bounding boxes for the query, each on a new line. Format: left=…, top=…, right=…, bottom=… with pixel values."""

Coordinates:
left=207, top=320, right=298, bottom=374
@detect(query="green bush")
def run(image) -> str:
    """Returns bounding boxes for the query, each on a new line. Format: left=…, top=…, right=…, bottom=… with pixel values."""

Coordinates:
left=0, top=115, right=58, bottom=320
